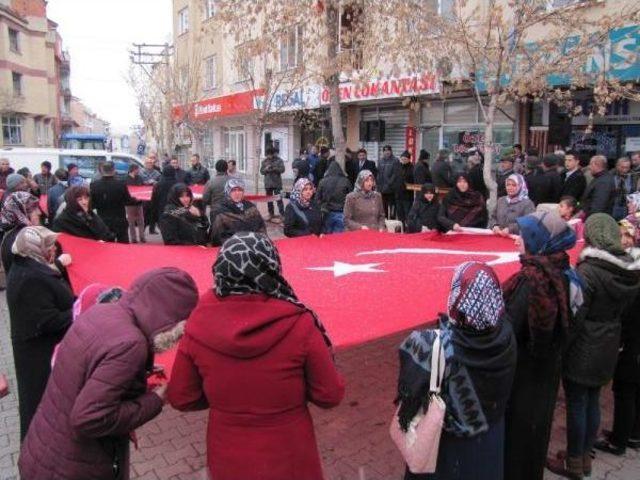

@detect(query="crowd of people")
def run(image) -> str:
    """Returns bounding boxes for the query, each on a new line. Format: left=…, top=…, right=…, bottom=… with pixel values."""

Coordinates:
left=0, top=143, right=639, bottom=480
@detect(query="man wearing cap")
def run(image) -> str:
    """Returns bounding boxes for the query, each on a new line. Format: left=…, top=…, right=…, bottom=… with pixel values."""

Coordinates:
left=526, top=154, right=562, bottom=205
left=496, top=153, right=515, bottom=198
left=0, top=173, right=29, bottom=205
left=90, top=162, right=140, bottom=243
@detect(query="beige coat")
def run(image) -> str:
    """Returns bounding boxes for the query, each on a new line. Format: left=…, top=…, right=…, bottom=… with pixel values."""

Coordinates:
left=344, top=191, right=386, bottom=231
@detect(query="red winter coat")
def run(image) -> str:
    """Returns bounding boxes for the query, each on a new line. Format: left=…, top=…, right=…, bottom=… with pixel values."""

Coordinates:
left=168, top=292, right=345, bottom=480
left=19, top=268, right=199, bottom=480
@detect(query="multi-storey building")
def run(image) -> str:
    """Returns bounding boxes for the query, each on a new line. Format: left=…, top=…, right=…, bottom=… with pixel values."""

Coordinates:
left=171, top=0, right=640, bottom=191
left=0, top=0, right=72, bottom=148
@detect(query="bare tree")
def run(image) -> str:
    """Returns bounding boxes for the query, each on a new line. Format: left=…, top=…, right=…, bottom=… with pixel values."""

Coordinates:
left=371, top=0, right=640, bottom=211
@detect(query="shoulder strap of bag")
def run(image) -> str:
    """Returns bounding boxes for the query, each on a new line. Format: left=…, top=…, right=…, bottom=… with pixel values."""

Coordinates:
left=429, top=330, right=446, bottom=394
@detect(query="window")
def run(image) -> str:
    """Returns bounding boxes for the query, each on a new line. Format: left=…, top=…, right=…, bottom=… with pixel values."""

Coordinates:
left=2, top=116, right=22, bottom=145
left=35, top=120, right=44, bottom=146
left=204, top=0, right=216, bottom=19
left=235, top=49, right=253, bottom=82
left=279, top=25, right=303, bottom=71
left=12, top=72, right=22, bottom=96
left=547, top=0, right=598, bottom=9
left=224, top=128, right=246, bottom=172
left=178, top=7, right=189, bottom=35
left=203, top=55, right=217, bottom=90
left=60, top=155, right=106, bottom=179
left=8, top=28, right=19, bottom=53
left=203, top=127, right=214, bottom=167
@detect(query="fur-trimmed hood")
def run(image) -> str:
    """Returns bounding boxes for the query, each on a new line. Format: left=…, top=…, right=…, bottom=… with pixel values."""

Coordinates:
left=578, top=246, right=640, bottom=301
left=580, top=246, right=640, bottom=271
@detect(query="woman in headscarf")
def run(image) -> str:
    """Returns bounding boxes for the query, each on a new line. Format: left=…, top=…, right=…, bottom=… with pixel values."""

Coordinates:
left=343, top=169, right=386, bottom=231
left=209, top=178, right=266, bottom=246
left=6, top=226, right=74, bottom=441
left=158, top=183, right=209, bottom=246
left=1, top=191, right=43, bottom=274
left=283, top=178, right=322, bottom=237
left=548, top=214, right=640, bottom=479
left=593, top=213, right=640, bottom=457
left=437, top=173, right=487, bottom=232
left=168, top=232, right=344, bottom=480
left=395, top=261, right=517, bottom=480
left=489, top=173, right=535, bottom=236
left=406, top=183, right=440, bottom=233
left=52, top=186, right=115, bottom=242
left=502, top=211, right=579, bottom=480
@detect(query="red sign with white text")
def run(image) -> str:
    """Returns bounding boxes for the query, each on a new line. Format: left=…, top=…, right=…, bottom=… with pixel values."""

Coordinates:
left=405, top=126, right=417, bottom=162
left=172, top=89, right=263, bottom=121
left=320, top=72, right=438, bottom=105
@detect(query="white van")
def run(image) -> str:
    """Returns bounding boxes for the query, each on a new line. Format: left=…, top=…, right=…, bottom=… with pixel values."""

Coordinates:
left=0, top=148, right=144, bottom=181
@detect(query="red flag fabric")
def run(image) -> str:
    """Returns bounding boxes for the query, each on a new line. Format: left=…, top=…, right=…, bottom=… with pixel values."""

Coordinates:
left=57, top=231, right=582, bottom=377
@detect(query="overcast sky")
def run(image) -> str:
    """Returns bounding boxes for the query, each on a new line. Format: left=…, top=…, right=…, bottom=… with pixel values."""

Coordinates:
left=47, top=0, right=173, bottom=133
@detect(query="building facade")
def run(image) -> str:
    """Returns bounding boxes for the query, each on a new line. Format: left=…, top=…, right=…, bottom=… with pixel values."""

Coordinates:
left=0, top=0, right=70, bottom=148
left=171, top=0, right=640, bottom=192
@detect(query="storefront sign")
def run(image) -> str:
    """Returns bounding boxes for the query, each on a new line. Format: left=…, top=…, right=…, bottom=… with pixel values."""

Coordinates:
left=172, top=89, right=263, bottom=121
left=452, top=130, right=504, bottom=155
left=254, top=85, right=321, bottom=112
left=626, top=137, right=640, bottom=152
left=405, top=126, right=417, bottom=161
left=320, top=72, right=439, bottom=105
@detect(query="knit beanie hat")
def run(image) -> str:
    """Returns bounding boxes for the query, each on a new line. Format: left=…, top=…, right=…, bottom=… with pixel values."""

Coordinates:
left=584, top=213, right=625, bottom=255
left=6, top=173, right=26, bottom=191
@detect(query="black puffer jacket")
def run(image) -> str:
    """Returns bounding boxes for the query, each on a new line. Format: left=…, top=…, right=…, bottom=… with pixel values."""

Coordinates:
left=406, top=196, right=439, bottom=233
left=564, top=247, right=640, bottom=387
left=317, top=162, right=352, bottom=213
left=614, top=291, right=640, bottom=384
left=52, top=208, right=116, bottom=242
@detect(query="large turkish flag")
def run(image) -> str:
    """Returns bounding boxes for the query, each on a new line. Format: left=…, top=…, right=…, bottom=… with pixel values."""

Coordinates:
left=59, top=231, right=529, bottom=349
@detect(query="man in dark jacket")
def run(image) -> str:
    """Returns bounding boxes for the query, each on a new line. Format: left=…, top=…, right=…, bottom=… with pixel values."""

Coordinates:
left=292, top=149, right=310, bottom=182
left=376, top=145, right=399, bottom=219
left=202, top=159, right=229, bottom=212
left=561, top=150, right=587, bottom=201
left=19, top=268, right=199, bottom=480
left=0, top=158, right=15, bottom=190
left=611, top=157, right=634, bottom=220
left=170, top=157, right=189, bottom=184
left=467, top=152, right=487, bottom=199
left=581, top=155, right=615, bottom=218
left=413, top=149, right=432, bottom=186
left=314, top=146, right=332, bottom=184
left=185, top=153, right=210, bottom=185
left=527, top=154, right=563, bottom=205
left=33, top=161, right=58, bottom=196
left=260, top=147, right=285, bottom=220
left=46, top=169, right=69, bottom=224
left=90, top=162, right=140, bottom=243
left=395, top=150, right=415, bottom=226
left=431, top=149, right=453, bottom=188
left=317, top=161, right=352, bottom=234
left=346, top=148, right=377, bottom=186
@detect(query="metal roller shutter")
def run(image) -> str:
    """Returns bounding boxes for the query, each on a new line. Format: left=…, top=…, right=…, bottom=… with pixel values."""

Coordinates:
left=361, top=106, right=409, bottom=162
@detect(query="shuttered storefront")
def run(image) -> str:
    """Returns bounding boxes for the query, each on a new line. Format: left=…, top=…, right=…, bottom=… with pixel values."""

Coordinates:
left=361, top=106, right=409, bottom=162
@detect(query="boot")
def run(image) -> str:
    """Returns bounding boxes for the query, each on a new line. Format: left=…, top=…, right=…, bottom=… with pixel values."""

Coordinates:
left=546, top=454, right=583, bottom=480
left=582, top=454, right=592, bottom=477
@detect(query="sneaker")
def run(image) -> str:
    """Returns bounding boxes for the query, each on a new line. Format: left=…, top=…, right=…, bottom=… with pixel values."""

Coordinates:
left=594, top=439, right=625, bottom=456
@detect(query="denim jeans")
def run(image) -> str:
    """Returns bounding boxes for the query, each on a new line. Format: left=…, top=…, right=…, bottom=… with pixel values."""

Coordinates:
left=265, top=188, right=284, bottom=216
left=323, top=211, right=344, bottom=234
left=564, top=379, right=602, bottom=457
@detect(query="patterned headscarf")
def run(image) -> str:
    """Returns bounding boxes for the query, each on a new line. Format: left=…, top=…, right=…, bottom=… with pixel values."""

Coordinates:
left=354, top=169, right=376, bottom=197
left=290, top=178, right=314, bottom=208
left=447, top=261, right=504, bottom=331
left=0, top=192, right=40, bottom=229
left=224, top=178, right=246, bottom=210
left=505, top=173, right=529, bottom=204
left=11, top=226, right=58, bottom=266
left=214, top=232, right=332, bottom=348
left=627, top=193, right=640, bottom=211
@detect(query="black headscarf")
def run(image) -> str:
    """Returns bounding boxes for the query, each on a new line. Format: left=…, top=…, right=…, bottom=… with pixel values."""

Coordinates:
left=213, top=232, right=333, bottom=349
left=164, top=183, right=193, bottom=216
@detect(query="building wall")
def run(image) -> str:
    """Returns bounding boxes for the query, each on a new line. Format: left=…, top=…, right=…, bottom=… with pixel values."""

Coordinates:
left=0, top=1, right=62, bottom=147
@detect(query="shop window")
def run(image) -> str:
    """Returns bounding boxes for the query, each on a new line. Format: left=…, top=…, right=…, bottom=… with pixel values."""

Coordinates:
left=2, top=116, right=22, bottom=145
left=444, top=101, right=478, bottom=124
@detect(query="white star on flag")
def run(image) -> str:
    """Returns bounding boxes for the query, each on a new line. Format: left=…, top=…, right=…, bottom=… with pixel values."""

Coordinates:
left=307, top=261, right=386, bottom=278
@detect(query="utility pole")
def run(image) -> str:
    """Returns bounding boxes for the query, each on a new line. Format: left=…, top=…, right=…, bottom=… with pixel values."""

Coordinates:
left=130, top=43, right=174, bottom=156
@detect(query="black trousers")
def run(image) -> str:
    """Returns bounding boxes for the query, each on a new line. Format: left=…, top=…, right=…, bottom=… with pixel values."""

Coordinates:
left=265, top=188, right=284, bottom=216
left=105, top=217, right=129, bottom=244
left=611, top=379, right=640, bottom=447
left=143, top=201, right=157, bottom=233
left=381, top=192, right=396, bottom=219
